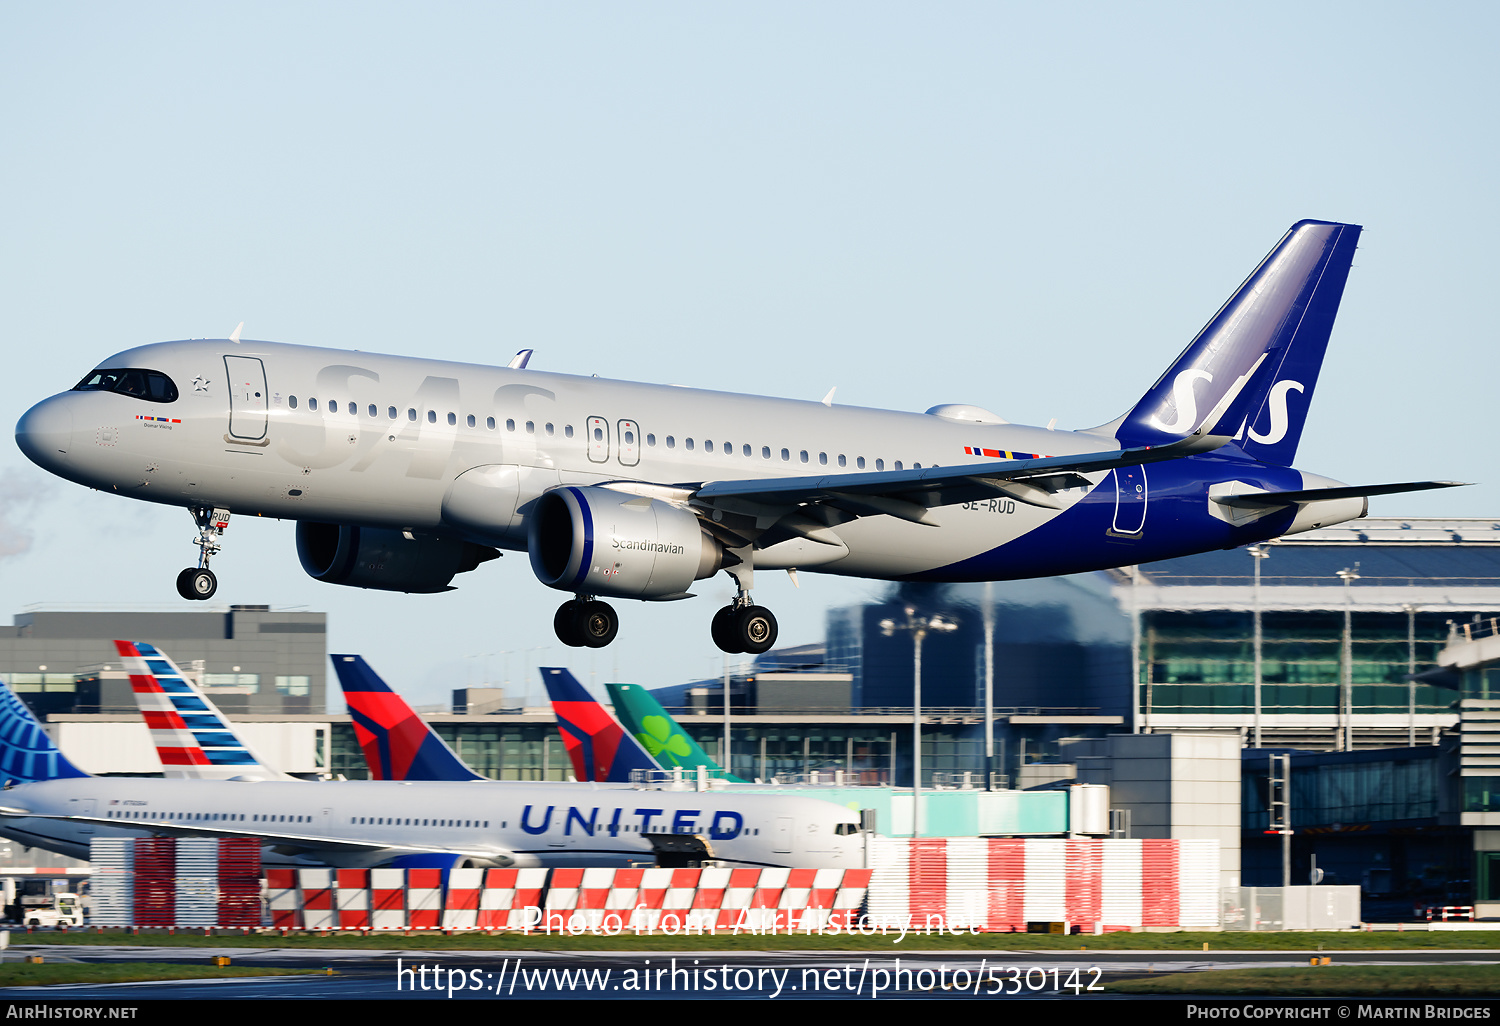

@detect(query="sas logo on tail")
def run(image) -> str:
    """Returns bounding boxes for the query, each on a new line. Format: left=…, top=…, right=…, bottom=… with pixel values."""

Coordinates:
left=1239, top=379, right=1305, bottom=446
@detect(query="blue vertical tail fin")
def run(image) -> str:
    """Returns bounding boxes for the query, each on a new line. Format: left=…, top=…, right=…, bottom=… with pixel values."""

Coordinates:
left=0, top=683, right=89, bottom=784
left=1110, top=220, right=1362, bottom=463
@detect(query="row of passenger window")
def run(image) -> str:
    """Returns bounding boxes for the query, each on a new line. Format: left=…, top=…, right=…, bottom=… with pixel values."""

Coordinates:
left=284, top=395, right=567, bottom=437
left=104, top=810, right=308, bottom=823
left=282, top=396, right=924, bottom=471
left=644, top=433, right=924, bottom=471
left=351, top=816, right=491, bottom=827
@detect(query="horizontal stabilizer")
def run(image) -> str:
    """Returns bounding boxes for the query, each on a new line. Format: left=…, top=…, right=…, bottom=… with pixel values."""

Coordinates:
left=1215, top=480, right=1468, bottom=509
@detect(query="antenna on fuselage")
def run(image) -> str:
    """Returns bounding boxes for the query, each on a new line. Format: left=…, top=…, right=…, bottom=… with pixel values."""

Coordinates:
left=229, top=322, right=243, bottom=345
left=508, top=350, right=533, bottom=369
left=821, top=386, right=836, bottom=407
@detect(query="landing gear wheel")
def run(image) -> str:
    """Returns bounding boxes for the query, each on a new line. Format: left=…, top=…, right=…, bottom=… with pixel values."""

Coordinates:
left=711, top=605, right=742, bottom=653
left=734, top=605, right=777, bottom=655
left=575, top=601, right=619, bottom=649
left=554, top=600, right=585, bottom=647
left=177, top=567, right=217, bottom=601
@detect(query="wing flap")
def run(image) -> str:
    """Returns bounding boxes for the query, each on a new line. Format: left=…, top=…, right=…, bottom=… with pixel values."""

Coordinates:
left=693, top=442, right=1197, bottom=512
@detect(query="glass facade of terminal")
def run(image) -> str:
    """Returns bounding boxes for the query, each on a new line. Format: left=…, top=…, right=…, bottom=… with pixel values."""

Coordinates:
left=1141, top=609, right=1457, bottom=717
left=329, top=720, right=1001, bottom=787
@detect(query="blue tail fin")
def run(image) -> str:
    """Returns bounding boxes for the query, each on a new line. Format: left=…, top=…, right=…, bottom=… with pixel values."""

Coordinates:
left=540, top=667, right=660, bottom=782
left=330, top=654, right=485, bottom=781
left=1114, top=220, right=1361, bottom=461
left=0, top=683, right=89, bottom=783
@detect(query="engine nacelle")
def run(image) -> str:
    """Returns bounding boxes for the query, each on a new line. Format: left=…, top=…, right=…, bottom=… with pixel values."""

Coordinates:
left=528, top=486, right=725, bottom=599
left=296, top=522, right=499, bottom=594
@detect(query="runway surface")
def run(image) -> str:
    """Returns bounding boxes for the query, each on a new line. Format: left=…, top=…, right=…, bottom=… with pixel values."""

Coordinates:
left=3, top=945, right=1499, bottom=1000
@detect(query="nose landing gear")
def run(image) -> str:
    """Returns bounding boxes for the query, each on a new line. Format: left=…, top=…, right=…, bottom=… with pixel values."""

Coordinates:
left=176, top=506, right=229, bottom=601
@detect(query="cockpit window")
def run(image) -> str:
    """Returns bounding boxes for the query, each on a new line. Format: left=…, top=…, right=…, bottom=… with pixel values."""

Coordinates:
left=73, top=368, right=179, bottom=404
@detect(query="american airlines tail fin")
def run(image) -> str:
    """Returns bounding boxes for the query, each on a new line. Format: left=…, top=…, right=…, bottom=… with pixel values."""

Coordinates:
left=605, top=682, right=747, bottom=783
left=0, top=683, right=89, bottom=784
left=114, top=641, right=298, bottom=781
left=540, top=667, right=659, bottom=782
left=1110, top=220, right=1362, bottom=464
left=330, top=654, right=485, bottom=781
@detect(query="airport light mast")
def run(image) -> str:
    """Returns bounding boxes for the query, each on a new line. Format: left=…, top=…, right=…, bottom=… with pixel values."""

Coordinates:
left=881, top=606, right=958, bottom=837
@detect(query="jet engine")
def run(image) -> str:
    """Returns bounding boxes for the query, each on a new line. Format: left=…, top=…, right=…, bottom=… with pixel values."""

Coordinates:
left=296, top=522, right=499, bottom=594
left=528, top=486, right=727, bottom=599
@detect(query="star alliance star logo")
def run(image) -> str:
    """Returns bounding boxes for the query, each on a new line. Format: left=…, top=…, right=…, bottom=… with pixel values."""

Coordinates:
left=191, top=376, right=211, bottom=392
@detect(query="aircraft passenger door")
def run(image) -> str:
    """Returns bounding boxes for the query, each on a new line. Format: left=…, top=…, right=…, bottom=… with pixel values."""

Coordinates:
left=1111, top=466, right=1148, bottom=536
left=223, top=356, right=269, bottom=441
left=586, top=416, right=609, bottom=463
left=617, top=420, right=639, bottom=467
left=772, top=817, right=793, bottom=854
left=71, top=798, right=96, bottom=836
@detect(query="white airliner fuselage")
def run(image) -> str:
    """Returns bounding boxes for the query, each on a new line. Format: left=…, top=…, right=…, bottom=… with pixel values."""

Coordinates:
left=15, top=221, right=1456, bottom=652
left=0, top=776, right=864, bottom=870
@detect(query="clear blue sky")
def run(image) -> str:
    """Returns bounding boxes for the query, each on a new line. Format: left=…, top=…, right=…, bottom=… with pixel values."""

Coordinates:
left=2, top=3, right=1495, bottom=708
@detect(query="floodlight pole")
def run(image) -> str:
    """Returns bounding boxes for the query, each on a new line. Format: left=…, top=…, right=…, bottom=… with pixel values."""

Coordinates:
left=1337, top=565, right=1361, bottom=752
left=983, top=580, right=995, bottom=789
left=881, top=606, right=958, bottom=837
left=1249, top=545, right=1270, bottom=749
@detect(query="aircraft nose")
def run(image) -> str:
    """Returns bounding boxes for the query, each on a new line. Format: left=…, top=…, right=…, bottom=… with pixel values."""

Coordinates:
left=15, top=397, right=74, bottom=471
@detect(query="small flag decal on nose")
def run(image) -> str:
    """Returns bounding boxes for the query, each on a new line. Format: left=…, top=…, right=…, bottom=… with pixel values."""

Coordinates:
left=136, top=415, right=181, bottom=423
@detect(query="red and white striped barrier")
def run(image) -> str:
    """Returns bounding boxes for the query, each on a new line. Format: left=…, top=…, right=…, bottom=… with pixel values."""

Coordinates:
left=266, top=865, right=871, bottom=933
left=527, top=867, right=872, bottom=934
left=866, top=837, right=1218, bottom=932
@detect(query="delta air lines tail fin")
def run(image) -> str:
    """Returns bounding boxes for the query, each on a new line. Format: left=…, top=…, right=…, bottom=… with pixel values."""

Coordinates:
left=330, top=654, right=485, bottom=781
left=0, top=682, right=89, bottom=783
left=605, top=681, right=747, bottom=782
left=1111, top=220, right=1362, bottom=464
left=541, top=667, right=659, bottom=782
left=114, top=640, right=298, bottom=781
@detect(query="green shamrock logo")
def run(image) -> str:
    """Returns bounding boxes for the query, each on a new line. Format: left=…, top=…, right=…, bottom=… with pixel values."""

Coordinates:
left=637, top=716, right=692, bottom=766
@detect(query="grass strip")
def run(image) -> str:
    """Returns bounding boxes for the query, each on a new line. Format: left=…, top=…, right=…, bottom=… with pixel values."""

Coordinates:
left=0, top=962, right=325, bottom=988
left=1112, top=964, right=1500, bottom=996
left=9, top=929, right=1500, bottom=952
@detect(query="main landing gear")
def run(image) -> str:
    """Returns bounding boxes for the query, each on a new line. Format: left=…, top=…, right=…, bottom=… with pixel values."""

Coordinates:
left=710, top=568, right=779, bottom=656
left=553, top=597, right=619, bottom=648
left=711, top=602, right=778, bottom=655
left=176, top=506, right=229, bottom=601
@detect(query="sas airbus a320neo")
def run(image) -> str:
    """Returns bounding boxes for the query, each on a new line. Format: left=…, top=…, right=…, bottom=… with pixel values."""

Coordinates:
left=15, top=221, right=1461, bottom=653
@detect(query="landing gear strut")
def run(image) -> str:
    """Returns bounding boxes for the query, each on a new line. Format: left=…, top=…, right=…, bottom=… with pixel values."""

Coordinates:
left=176, top=506, right=228, bottom=601
left=553, top=597, right=619, bottom=648
left=711, top=569, right=778, bottom=655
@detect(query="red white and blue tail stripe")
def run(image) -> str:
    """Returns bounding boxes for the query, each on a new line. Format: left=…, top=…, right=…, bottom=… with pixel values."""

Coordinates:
left=113, top=640, right=296, bottom=781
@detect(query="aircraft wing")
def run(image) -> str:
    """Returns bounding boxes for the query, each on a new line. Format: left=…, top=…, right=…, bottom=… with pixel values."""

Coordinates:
left=691, top=442, right=1199, bottom=521
left=0, top=807, right=516, bottom=864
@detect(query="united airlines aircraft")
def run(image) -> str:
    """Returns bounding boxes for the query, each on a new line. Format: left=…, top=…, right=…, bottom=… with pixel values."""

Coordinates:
left=14, top=221, right=1461, bottom=653
left=0, top=682, right=864, bottom=870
